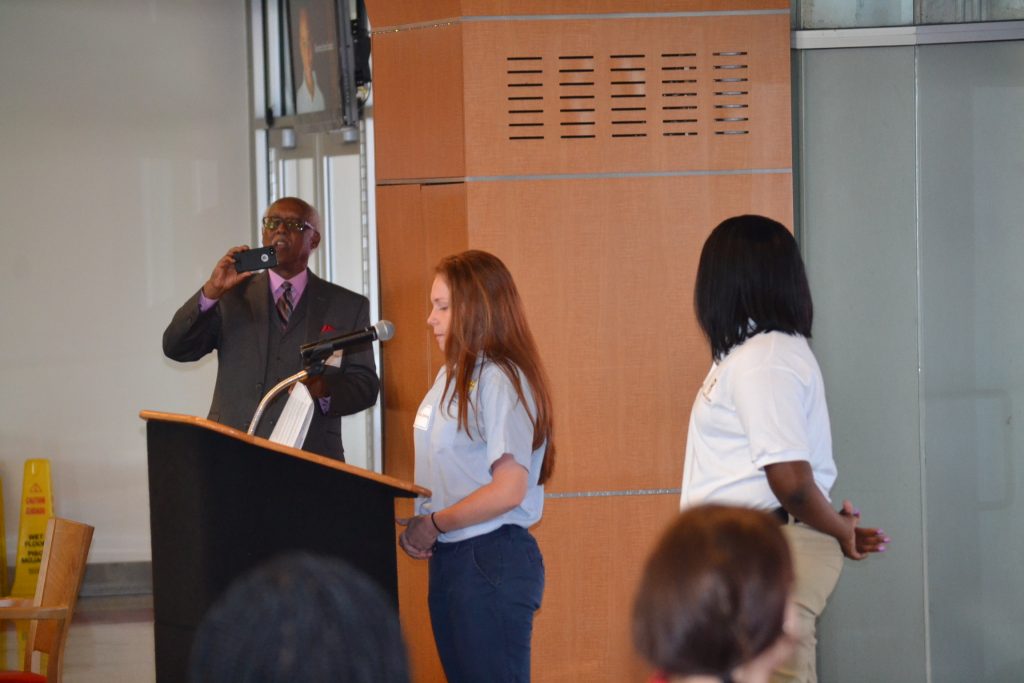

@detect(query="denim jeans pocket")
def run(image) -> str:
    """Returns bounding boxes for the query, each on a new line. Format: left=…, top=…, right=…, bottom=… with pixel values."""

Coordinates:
left=471, top=536, right=505, bottom=588
left=524, top=537, right=545, bottom=573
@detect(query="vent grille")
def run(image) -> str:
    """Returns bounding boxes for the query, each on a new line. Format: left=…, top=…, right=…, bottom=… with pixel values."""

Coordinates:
left=711, top=51, right=750, bottom=136
left=559, top=55, right=596, bottom=139
left=610, top=54, right=647, bottom=138
left=506, top=56, right=545, bottom=140
left=504, top=48, right=755, bottom=141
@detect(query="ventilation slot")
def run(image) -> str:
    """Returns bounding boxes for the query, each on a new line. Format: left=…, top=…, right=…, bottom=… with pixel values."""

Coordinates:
left=506, top=56, right=545, bottom=140
left=555, top=55, right=596, bottom=138
left=711, top=50, right=750, bottom=135
left=660, top=52, right=699, bottom=137
left=609, top=54, right=648, bottom=137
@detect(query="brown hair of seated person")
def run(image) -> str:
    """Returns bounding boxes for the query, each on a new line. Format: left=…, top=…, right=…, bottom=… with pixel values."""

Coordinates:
left=632, top=505, right=795, bottom=683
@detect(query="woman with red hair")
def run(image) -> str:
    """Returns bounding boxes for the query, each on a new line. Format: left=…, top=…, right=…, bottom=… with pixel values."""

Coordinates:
left=397, top=250, right=555, bottom=683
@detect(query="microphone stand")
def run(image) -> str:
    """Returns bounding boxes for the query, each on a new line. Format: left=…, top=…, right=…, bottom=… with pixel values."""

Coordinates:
left=247, top=357, right=330, bottom=436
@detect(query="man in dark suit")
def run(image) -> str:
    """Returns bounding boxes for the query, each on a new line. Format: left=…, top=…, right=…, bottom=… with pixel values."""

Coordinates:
left=163, top=197, right=379, bottom=461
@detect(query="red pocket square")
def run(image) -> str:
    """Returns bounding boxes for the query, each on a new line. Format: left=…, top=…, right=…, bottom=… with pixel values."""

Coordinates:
left=321, top=324, right=335, bottom=333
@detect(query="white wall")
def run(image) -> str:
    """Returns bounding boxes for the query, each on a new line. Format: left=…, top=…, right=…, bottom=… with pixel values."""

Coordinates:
left=0, top=0, right=251, bottom=563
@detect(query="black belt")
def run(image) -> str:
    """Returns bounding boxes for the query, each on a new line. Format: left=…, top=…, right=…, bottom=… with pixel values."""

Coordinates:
left=771, top=507, right=799, bottom=525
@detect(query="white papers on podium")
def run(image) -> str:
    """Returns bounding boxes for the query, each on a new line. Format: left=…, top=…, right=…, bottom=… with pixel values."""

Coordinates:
left=268, top=381, right=314, bottom=450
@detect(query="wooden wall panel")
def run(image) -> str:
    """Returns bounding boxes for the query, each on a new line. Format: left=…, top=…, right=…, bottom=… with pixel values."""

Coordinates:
left=395, top=497, right=444, bottom=683
left=378, top=184, right=468, bottom=482
left=460, top=0, right=788, bottom=13
left=531, top=494, right=682, bottom=682
left=371, top=25, right=466, bottom=182
left=467, top=173, right=793, bottom=492
left=368, top=0, right=787, bottom=29
left=462, top=14, right=791, bottom=176
left=381, top=185, right=471, bottom=683
left=369, top=3, right=791, bottom=180
left=366, top=1, right=463, bottom=29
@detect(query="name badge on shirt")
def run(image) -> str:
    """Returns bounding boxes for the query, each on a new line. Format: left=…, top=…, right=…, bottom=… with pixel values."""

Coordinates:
left=414, top=404, right=433, bottom=431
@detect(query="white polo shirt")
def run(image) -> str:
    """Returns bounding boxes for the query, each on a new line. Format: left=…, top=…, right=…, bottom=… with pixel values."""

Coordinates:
left=680, top=331, right=837, bottom=511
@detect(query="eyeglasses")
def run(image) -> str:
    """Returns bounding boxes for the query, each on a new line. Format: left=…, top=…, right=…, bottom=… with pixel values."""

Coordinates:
left=262, top=216, right=316, bottom=234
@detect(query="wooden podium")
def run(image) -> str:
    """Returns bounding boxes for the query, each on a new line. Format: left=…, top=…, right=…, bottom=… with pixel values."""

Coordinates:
left=140, top=411, right=428, bottom=683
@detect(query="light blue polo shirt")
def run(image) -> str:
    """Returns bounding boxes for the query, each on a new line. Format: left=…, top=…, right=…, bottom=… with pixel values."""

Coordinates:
left=413, top=360, right=546, bottom=543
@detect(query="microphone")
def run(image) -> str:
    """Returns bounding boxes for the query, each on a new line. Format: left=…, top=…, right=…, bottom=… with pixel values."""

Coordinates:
left=300, top=320, right=395, bottom=364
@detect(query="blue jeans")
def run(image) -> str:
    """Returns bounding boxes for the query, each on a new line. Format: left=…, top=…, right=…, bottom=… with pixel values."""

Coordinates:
left=428, top=525, right=545, bottom=683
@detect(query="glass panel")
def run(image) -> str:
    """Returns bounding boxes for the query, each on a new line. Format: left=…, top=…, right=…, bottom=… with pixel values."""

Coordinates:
left=279, top=157, right=316, bottom=205
left=918, top=39, right=1024, bottom=683
left=920, top=0, right=1024, bottom=22
left=796, top=0, right=913, bottom=28
left=266, top=129, right=378, bottom=471
left=326, top=152, right=365, bottom=296
left=984, top=0, right=1024, bottom=20
left=796, top=45, right=928, bottom=682
left=797, top=0, right=1024, bottom=26
left=326, top=149, right=377, bottom=472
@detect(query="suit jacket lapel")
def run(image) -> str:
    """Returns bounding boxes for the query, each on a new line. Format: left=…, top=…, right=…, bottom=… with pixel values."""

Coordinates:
left=304, top=270, right=331, bottom=343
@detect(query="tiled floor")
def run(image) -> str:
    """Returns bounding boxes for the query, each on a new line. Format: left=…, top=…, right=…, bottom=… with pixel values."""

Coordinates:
left=2, top=595, right=155, bottom=682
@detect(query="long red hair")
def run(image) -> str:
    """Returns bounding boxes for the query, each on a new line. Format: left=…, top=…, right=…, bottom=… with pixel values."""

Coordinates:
left=435, top=250, right=556, bottom=484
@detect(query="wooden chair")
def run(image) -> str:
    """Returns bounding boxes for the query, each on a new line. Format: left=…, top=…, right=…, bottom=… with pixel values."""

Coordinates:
left=0, top=517, right=94, bottom=683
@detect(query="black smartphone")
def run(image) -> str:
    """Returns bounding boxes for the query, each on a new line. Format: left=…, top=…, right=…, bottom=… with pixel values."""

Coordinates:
left=233, top=246, right=277, bottom=273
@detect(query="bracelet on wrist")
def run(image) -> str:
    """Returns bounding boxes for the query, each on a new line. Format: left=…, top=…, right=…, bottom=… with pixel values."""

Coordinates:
left=430, top=512, right=446, bottom=534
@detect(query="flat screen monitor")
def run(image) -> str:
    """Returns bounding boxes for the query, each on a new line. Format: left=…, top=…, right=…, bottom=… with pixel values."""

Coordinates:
left=286, top=0, right=365, bottom=133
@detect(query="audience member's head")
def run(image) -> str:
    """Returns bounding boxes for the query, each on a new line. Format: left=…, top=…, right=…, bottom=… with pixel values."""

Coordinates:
left=189, top=553, right=410, bottom=683
left=632, top=505, right=795, bottom=683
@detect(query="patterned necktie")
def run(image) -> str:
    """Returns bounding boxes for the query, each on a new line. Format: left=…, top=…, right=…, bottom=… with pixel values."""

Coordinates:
left=276, top=282, right=293, bottom=329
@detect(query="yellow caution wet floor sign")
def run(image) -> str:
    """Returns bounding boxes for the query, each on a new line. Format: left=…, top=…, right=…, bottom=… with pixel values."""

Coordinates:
left=10, top=460, right=54, bottom=598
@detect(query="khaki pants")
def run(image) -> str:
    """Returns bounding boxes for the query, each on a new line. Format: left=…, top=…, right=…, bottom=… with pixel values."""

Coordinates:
left=771, top=524, right=843, bottom=683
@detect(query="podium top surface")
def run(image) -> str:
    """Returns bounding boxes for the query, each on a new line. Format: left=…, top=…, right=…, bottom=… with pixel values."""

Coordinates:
left=140, top=410, right=430, bottom=498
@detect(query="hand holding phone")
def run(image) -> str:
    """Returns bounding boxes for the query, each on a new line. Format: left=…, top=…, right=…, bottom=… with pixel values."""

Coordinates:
left=234, top=246, right=278, bottom=273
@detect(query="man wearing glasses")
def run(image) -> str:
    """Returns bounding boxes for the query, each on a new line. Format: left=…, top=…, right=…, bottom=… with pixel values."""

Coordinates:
left=163, top=197, right=379, bottom=461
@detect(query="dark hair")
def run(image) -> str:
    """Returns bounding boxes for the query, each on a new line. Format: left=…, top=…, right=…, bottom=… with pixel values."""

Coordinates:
left=694, top=215, right=812, bottom=360
left=435, top=250, right=556, bottom=484
left=632, top=505, right=793, bottom=681
left=189, top=553, right=410, bottom=683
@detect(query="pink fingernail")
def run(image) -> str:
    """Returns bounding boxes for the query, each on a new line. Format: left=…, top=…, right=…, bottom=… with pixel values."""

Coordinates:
left=878, top=546, right=887, bottom=552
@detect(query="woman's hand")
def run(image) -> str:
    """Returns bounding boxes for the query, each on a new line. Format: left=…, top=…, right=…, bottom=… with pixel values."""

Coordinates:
left=396, top=515, right=438, bottom=560
left=765, top=463, right=891, bottom=561
left=839, top=500, right=890, bottom=557
left=835, top=506, right=863, bottom=560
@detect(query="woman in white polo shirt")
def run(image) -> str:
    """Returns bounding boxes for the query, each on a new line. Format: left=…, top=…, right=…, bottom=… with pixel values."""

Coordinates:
left=397, top=250, right=555, bottom=683
left=680, top=215, right=889, bottom=683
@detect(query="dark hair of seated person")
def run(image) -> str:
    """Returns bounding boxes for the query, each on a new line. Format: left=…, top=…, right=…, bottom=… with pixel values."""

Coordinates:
left=189, top=553, right=411, bottom=683
left=632, top=505, right=794, bottom=682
